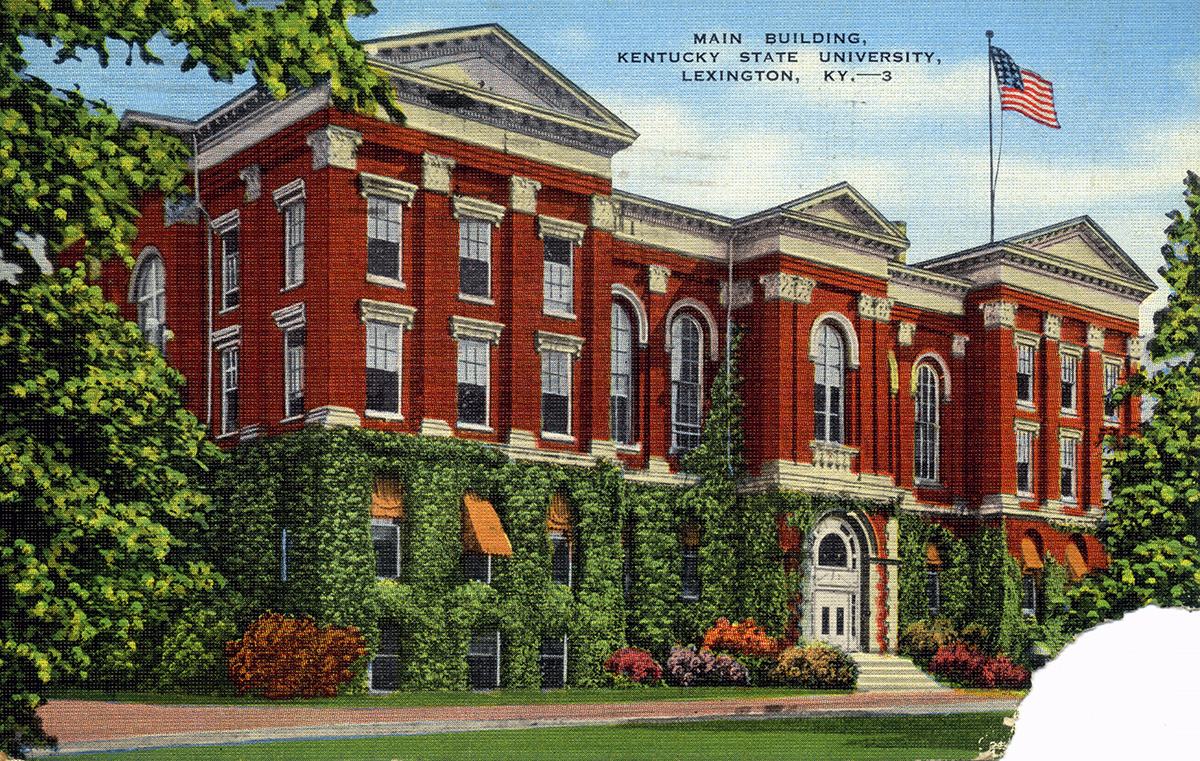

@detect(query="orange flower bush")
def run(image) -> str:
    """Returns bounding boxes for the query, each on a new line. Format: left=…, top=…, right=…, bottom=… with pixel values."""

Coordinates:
left=226, top=612, right=367, bottom=699
left=702, top=618, right=781, bottom=660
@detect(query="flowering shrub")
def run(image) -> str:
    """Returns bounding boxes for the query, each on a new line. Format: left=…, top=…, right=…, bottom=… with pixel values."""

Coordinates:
left=898, top=619, right=958, bottom=669
left=769, top=642, right=858, bottom=689
left=602, top=647, right=663, bottom=684
left=702, top=618, right=781, bottom=660
left=226, top=612, right=366, bottom=699
left=665, top=646, right=749, bottom=687
left=928, top=644, right=1030, bottom=689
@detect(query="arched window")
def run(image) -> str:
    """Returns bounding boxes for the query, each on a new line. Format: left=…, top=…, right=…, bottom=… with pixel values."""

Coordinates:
left=610, top=301, right=634, bottom=445
left=813, top=323, right=845, bottom=443
left=914, top=364, right=941, bottom=483
left=817, top=533, right=848, bottom=567
left=671, top=314, right=702, bottom=453
left=132, top=249, right=166, bottom=351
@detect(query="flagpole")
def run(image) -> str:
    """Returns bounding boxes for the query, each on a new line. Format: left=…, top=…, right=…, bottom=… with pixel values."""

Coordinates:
left=986, top=30, right=995, bottom=242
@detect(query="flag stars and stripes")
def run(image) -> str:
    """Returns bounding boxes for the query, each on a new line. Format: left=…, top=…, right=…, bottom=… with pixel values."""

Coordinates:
left=990, top=46, right=1061, bottom=129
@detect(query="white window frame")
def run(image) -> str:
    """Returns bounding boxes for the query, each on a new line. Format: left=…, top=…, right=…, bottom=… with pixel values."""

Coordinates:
left=131, top=247, right=167, bottom=352
left=274, top=179, right=305, bottom=290
left=540, top=635, right=568, bottom=690
left=280, top=527, right=289, bottom=582
left=1103, top=357, right=1123, bottom=424
left=1014, top=333, right=1040, bottom=407
left=538, top=215, right=586, bottom=318
left=610, top=301, right=635, bottom=446
left=358, top=173, right=416, bottom=289
left=670, top=314, right=704, bottom=454
left=450, top=316, right=504, bottom=431
left=360, top=300, right=416, bottom=420
left=467, top=630, right=501, bottom=689
left=1060, top=429, right=1082, bottom=503
left=371, top=518, right=402, bottom=580
left=1014, top=419, right=1041, bottom=498
left=535, top=331, right=584, bottom=442
left=452, top=195, right=504, bottom=303
left=213, top=325, right=241, bottom=438
left=212, top=210, right=240, bottom=311
left=272, top=303, right=306, bottom=422
left=813, top=322, right=846, bottom=444
left=913, top=363, right=940, bottom=484
left=1060, top=345, right=1082, bottom=414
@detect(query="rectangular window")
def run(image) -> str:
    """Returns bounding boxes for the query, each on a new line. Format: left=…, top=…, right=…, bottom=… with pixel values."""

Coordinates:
left=1016, top=343, right=1034, bottom=404
left=283, top=200, right=305, bottom=288
left=459, top=218, right=491, bottom=298
left=367, top=195, right=402, bottom=281
left=221, top=228, right=240, bottom=310
left=462, top=552, right=491, bottom=584
left=457, top=338, right=489, bottom=427
left=221, top=346, right=239, bottom=435
left=680, top=525, right=700, bottom=602
left=550, top=532, right=572, bottom=586
left=541, top=349, right=570, bottom=435
left=1060, top=436, right=1078, bottom=502
left=540, top=636, right=567, bottom=690
left=371, top=619, right=400, bottom=691
left=1104, top=361, right=1121, bottom=421
left=1021, top=575, right=1039, bottom=619
left=284, top=327, right=305, bottom=419
left=1060, top=355, right=1078, bottom=412
left=467, top=631, right=500, bottom=690
left=543, top=237, right=573, bottom=315
left=371, top=519, right=402, bottom=579
left=1016, top=428, right=1033, bottom=495
left=366, top=321, right=401, bottom=414
left=280, top=527, right=289, bottom=582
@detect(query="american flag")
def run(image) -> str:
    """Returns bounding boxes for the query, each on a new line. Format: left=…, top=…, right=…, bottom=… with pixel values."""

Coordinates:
left=990, top=46, right=1060, bottom=129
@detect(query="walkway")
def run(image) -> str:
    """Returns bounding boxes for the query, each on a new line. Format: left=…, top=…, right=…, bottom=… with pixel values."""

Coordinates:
left=35, top=691, right=1020, bottom=756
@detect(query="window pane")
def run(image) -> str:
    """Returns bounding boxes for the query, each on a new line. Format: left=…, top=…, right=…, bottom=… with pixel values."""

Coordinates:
left=611, top=303, right=633, bottom=444
left=462, top=553, right=490, bottom=583
left=367, top=196, right=401, bottom=279
left=285, top=327, right=305, bottom=418
left=367, top=238, right=400, bottom=280
left=371, top=523, right=400, bottom=579
left=366, top=322, right=400, bottom=413
left=540, top=637, right=566, bottom=690
left=681, top=549, right=700, bottom=601
left=818, top=533, right=848, bottom=567
left=543, top=238, right=573, bottom=313
left=285, top=202, right=304, bottom=286
left=458, top=339, right=488, bottom=426
left=222, top=230, right=239, bottom=308
left=459, top=219, right=490, bottom=297
left=550, top=534, right=571, bottom=586
left=671, top=317, right=702, bottom=452
left=542, top=393, right=569, bottom=435
left=467, top=631, right=499, bottom=689
left=814, top=324, right=845, bottom=443
left=458, top=384, right=487, bottom=426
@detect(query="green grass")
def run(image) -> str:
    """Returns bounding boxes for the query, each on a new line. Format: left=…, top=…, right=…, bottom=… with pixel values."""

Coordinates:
left=47, top=685, right=846, bottom=708
left=57, top=713, right=1014, bottom=760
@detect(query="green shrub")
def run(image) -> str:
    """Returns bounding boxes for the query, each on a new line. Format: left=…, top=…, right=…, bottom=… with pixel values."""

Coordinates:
left=155, top=605, right=238, bottom=694
left=898, top=619, right=957, bottom=669
left=769, top=642, right=857, bottom=689
left=956, top=624, right=994, bottom=656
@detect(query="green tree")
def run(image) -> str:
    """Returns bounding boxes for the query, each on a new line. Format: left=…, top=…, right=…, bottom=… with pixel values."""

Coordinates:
left=1, top=0, right=399, bottom=273
left=0, top=262, right=223, bottom=755
left=1069, top=172, right=1200, bottom=628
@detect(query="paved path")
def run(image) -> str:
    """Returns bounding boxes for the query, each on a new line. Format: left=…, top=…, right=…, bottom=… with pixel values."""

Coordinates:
left=34, top=691, right=1020, bottom=756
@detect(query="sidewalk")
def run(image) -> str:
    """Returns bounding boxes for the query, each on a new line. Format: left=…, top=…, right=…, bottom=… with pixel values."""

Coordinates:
left=35, top=691, right=1020, bottom=756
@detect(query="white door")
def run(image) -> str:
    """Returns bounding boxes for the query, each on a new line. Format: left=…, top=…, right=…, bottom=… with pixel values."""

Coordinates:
left=813, top=588, right=857, bottom=651
left=810, top=517, right=862, bottom=652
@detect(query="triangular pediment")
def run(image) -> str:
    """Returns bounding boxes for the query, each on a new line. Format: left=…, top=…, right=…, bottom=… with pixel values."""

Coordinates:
left=362, top=25, right=636, bottom=140
left=1007, top=217, right=1154, bottom=287
left=774, top=182, right=909, bottom=246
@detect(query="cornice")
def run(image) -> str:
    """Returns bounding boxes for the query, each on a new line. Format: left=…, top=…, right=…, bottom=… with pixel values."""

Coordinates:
left=612, top=191, right=731, bottom=237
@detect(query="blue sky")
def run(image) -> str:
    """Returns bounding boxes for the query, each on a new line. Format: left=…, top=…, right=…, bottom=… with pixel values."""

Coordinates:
left=24, top=0, right=1198, bottom=330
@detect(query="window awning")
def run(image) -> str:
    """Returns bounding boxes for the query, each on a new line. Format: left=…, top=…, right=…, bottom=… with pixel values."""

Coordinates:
left=681, top=522, right=700, bottom=549
left=462, top=493, right=512, bottom=556
left=547, top=493, right=571, bottom=534
left=372, top=477, right=404, bottom=520
left=1066, top=539, right=1088, bottom=581
left=1020, top=535, right=1043, bottom=571
left=925, top=542, right=942, bottom=567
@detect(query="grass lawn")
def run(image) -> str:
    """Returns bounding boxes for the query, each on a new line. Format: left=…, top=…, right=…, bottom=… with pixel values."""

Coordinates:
left=48, top=685, right=847, bottom=708
left=57, top=712, right=1013, bottom=760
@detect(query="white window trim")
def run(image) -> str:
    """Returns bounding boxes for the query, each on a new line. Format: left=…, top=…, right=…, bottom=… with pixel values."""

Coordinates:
left=274, top=179, right=306, bottom=290
left=272, top=303, right=306, bottom=423
left=371, top=518, right=402, bottom=580
left=362, top=177, right=414, bottom=289
left=212, top=209, right=240, bottom=313
left=536, top=332, right=583, bottom=441
left=452, top=195, right=506, bottom=226
left=808, top=312, right=861, bottom=370
left=450, top=315, right=505, bottom=344
left=130, top=246, right=168, bottom=351
left=455, top=333, right=495, bottom=431
left=213, top=325, right=241, bottom=439
left=1059, top=427, right=1083, bottom=503
left=1014, top=418, right=1040, bottom=498
left=1014, top=332, right=1039, bottom=408
left=912, top=363, right=941, bottom=485
left=1103, top=356, right=1124, bottom=425
left=670, top=315, right=705, bottom=454
left=612, top=285, right=649, bottom=346
left=666, top=298, right=721, bottom=361
left=910, top=351, right=952, bottom=401
left=360, top=300, right=416, bottom=419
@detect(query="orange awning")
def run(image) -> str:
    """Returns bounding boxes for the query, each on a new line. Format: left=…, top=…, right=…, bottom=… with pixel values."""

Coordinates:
left=925, top=543, right=942, bottom=567
left=1020, top=535, right=1043, bottom=571
left=681, top=523, right=700, bottom=548
left=1066, top=539, right=1088, bottom=582
left=371, top=477, right=404, bottom=520
left=462, top=493, right=512, bottom=556
left=547, top=493, right=571, bottom=534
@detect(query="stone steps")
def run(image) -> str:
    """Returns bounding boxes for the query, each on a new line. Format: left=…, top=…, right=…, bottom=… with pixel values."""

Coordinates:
left=851, top=653, right=953, bottom=693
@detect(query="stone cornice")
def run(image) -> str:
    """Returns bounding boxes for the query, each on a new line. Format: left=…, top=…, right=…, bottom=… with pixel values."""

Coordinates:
left=449, top=315, right=505, bottom=344
left=612, top=191, right=731, bottom=238
left=534, top=330, right=585, bottom=358
left=452, top=195, right=506, bottom=227
left=358, top=172, right=418, bottom=204
left=359, top=299, right=416, bottom=328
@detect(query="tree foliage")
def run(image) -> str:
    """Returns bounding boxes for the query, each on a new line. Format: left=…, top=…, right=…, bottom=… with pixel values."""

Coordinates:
left=0, top=0, right=398, bottom=272
left=1070, top=172, right=1200, bottom=626
left=0, top=263, right=222, bottom=755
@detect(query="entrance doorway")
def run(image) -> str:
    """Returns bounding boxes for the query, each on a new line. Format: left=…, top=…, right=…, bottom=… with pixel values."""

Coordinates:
left=809, top=515, right=864, bottom=652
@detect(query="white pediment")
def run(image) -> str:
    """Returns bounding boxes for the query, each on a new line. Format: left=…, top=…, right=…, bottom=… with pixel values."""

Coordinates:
left=781, top=183, right=908, bottom=244
left=1008, top=217, right=1152, bottom=285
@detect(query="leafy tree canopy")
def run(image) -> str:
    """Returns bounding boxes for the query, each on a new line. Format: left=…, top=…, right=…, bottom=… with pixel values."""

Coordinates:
left=1070, top=172, right=1200, bottom=627
left=0, top=0, right=398, bottom=275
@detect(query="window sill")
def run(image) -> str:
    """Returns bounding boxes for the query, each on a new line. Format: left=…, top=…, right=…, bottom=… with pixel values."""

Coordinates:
left=1016, top=492, right=1035, bottom=503
left=541, top=432, right=576, bottom=444
left=543, top=309, right=577, bottom=321
left=1015, top=400, right=1036, bottom=412
left=1103, top=419, right=1121, bottom=428
left=1060, top=409, right=1078, bottom=418
left=280, top=281, right=304, bottom=294
left=914, top=479, right=943, bottom=490
left=457, top=422, right=494, bottom=434
left=459, top=293, right=494, bottom=306
left=218, top=304, right=240, bottom=316
left=615, top=442, right=642, bottom=455
left=279, top=415, right=305, bottom=425
left=216, top=431, right=240, bottom=441
left=366, top=410, right=405, bottom=422
left=366, top=274, right=406, bottom=289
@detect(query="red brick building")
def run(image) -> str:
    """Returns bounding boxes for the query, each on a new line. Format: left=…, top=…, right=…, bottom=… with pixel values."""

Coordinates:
left=107, top=25, right=1153, bottom=656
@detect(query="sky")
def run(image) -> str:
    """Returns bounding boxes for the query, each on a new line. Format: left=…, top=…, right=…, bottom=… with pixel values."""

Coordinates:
left=23, top=1, right=1198, bottom=332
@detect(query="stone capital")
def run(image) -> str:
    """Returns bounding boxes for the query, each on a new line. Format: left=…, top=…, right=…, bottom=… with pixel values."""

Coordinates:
left=980, top=300, right=1018, bottom=330
left=307, top=125, right=362, bottom=171
left=509, top=176, right=542, bottom=214
left=421, top=152, right=456, bottom=194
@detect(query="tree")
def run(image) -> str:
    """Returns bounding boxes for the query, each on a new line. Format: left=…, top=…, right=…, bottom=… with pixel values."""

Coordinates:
left=0, top=262, right=224, bottom=755
left=0, top=3, right=399, bottom=754
left=1069, top=172, right=1200, bottom=628
left=1, top=0, right=399, bottom=274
